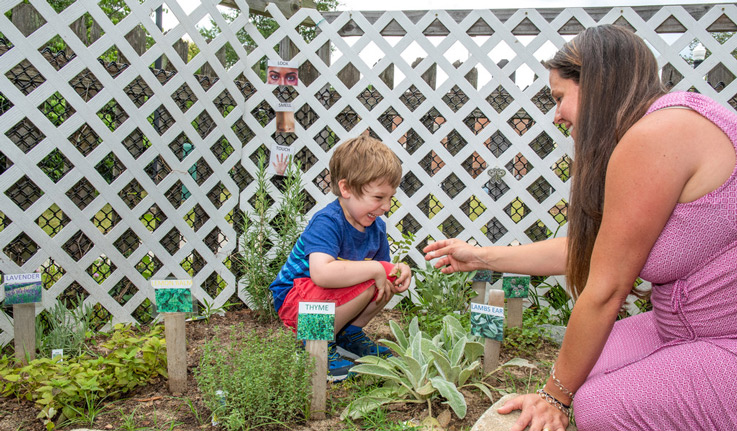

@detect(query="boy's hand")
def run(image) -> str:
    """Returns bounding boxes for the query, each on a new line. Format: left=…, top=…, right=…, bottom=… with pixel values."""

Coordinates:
left=374, top=261, right=393, bottom=303
left=391, top=263, right=411, bottom=293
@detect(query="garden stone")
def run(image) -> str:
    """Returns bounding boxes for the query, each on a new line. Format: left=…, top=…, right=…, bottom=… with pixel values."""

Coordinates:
left=471, top=393, right=577, bottom=431
left=538, top=323, right=567, bottom=346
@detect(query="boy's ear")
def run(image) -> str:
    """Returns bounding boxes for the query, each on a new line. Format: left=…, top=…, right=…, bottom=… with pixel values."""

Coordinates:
left=337, top=179, right=352, bottom=198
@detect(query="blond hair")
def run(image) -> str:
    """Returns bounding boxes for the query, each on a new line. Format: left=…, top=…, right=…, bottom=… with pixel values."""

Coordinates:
left=329, top=135, right=402, bottom=197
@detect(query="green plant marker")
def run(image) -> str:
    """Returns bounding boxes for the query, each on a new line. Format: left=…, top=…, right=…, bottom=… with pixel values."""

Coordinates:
left=3, top=273, right=42, bottom=305
left=470, top=303, right=504, bottom=341
left=297, top=302, right=335, bottom=340
left=502, top=275, right=530, bottom=298
left=152, top=280, right=193, bottom=313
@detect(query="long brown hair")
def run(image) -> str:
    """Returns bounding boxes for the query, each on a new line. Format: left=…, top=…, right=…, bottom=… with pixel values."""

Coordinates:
left=544, top=25, right=666, bottom=298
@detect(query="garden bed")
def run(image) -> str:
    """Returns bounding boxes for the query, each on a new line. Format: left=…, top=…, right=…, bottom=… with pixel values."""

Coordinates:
left=0, top=305, right=558, bottom=431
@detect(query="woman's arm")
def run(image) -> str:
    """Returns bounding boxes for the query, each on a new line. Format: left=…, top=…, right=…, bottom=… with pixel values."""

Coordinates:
left=424, top=237, right=568, bottom=276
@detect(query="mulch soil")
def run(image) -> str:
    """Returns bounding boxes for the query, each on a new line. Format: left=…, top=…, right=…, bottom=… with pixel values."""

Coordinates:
left=0, top=307, right=558, bottom=431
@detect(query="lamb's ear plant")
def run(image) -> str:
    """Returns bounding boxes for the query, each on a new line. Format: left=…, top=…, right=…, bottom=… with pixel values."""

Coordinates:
left=341, top=315, right=535, bottom=421
left=235, top=150, right=305, bottom=322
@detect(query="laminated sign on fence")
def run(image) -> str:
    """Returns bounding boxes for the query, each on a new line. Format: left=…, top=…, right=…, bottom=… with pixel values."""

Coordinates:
left=153, top=280, right=193, bottom=313
left=297, top=302, right=335, bottom=341
left=3, top=273, right=42, bottom=306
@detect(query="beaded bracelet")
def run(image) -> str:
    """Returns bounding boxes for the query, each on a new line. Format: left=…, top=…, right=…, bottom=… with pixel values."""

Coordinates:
left=537, top=388, right=570, bottom=416
left=550, top=363, right=575, bottom=400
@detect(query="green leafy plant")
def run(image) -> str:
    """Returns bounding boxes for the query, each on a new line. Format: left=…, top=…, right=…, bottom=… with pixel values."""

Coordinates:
left=390, top=231, right=416, bottom=264
left=35, top=294, right=94, bottom=359
left=342, top=315, right=494, bottom=421
left=0, top=323, right=167, bottom=429
left=404, top=263, right=477, bottom=336
left=194, top=325, right=313, bottom=430
left=235, top=150, right=306, bottom=322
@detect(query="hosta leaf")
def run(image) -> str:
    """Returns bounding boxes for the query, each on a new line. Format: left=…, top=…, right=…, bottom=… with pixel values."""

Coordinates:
left=429, top=376, right=467, bottom=418
left=389, top=320, right=408, bottom=350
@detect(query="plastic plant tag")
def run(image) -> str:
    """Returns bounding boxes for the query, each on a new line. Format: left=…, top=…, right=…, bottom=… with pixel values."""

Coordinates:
left=472, top=269, right=495, bottom=283
left=152, top=279, right=193, bottom=313
left=51, top=349, right=63, bottom=361
left=297, top=302, right=335, bottom=341
left=502, top=275, right=530, bottom=298
left=3, top=273, right=42, bottom=305
left=470, top=302, right=504, bottom=341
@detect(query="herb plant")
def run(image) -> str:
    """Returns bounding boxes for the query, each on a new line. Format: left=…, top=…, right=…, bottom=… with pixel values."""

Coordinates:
left=235, top=150, right=306, bottom=322
left=194, top=325, right=313, bottom=430
left=404, top=263, right=477, bottom=336
left=35, top=294, right=94, bottom=359
left=342, top=315, right=492, bottom=421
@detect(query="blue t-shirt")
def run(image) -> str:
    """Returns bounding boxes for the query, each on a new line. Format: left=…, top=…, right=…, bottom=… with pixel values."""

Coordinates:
left=269, top=199, right=391, bottom=311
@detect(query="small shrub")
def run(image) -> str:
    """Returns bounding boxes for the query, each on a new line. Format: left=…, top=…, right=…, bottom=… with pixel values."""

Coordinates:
left=194, top=325, right=313, bottom=430
left=403, top=263, right=477, bottom=336
left=0, top=324, right=167, bottom=428
left=235, top=150, right=305, bottom=322
left=36, top=294, right=94, bottom=358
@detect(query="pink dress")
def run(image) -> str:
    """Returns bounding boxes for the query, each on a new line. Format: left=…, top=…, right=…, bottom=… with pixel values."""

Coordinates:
left=574, top=92, right=737, bottom=430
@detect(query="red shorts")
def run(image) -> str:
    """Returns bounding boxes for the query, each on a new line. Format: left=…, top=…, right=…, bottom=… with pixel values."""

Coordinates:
left=278, top=261, right=397, bottom=330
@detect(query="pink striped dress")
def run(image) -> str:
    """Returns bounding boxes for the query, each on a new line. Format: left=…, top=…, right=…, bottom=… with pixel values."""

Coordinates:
left=574, top=92, right=737, bottom=430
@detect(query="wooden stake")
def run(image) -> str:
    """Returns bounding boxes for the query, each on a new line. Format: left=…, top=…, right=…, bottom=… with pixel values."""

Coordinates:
left=484, top=290, right=504, bottom=374
left=306, top=339, right=327, bottom=419
left=507, top=297, right=523, bottom=328
left=164, top=312, right=187, bottom=394
left=13, top=303, right=35, bottom=365
left=471, top=280, right=486, bottom=304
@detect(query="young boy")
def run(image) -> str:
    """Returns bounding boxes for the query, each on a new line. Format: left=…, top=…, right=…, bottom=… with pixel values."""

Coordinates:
left=269, top=135, right=412, bottom=381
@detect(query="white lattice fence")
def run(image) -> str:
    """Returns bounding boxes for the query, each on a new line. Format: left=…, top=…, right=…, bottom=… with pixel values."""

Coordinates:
left=0, top=0, right=735, bottom=344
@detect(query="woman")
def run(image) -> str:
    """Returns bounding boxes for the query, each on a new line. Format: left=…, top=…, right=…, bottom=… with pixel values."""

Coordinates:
left=424, top=25, right=737, bottom=431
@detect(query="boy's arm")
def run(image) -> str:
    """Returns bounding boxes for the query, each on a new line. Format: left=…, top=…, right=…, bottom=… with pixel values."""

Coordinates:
left=309, top=252, right=388, bottom=290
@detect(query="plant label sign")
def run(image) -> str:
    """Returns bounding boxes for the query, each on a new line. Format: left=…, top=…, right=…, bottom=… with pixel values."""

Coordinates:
left=3, top=273, right=42, bottom=305
left=297, top=302, right=335, bottom=341
left=152, top=280, right=193, bottom=313
left=502, top=275, right=530, bottom=298
left=470, top=303, right=504, bottom=341
left=473, top=269, right=495, bottom=283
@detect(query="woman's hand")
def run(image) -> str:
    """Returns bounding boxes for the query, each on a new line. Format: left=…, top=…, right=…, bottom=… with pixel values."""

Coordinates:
left=497, top=393, right=569, bottom=431
left=423, top=238, right=488, bottom=274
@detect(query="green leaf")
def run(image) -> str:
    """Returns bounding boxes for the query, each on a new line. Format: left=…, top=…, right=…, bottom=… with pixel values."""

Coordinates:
left=340, top=396, right=394, bottom=420
left=415, top=380, right=436, bottom=396
left=464, top=341, right=485, bottom=363
left=429, top=376, right=467, bottom=418
left=403, top=355, right=424, bottom=390
left=502, top=358, right=537, bottom=369
left=450, top=337, right=466, bottom=367
left=350, top=364, right=402, bottom=383
left=378, top=340, right=405, bottom=356
left=409, top=316, right=420, bottom=338
left=430, top=350, right=452, bottom=381
left=389, top=320, right=408, bottom=350
left=466, top=382, right=495, bottom=402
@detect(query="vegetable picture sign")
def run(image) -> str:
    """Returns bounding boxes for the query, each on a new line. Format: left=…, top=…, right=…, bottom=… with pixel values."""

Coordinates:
left=502, top=275, right=530, bottom=298
left=470, top=302, right=504, bottom=341
left=3, top=273, right=42, bottom=305
left=152, top=279, right=193, bottom=313
left=297, top=302, right=335, bottom=341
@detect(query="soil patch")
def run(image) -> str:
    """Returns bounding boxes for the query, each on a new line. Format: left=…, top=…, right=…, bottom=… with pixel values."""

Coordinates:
left=0, top=307, right=558, bottom=431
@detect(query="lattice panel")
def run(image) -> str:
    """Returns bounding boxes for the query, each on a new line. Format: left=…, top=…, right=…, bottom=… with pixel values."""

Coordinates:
left=0, top=0, right=735, bottom=343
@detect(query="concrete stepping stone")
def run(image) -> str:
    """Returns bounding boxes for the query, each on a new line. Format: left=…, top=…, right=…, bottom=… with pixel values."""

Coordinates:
left=471, top=393, right=577, bottom=431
